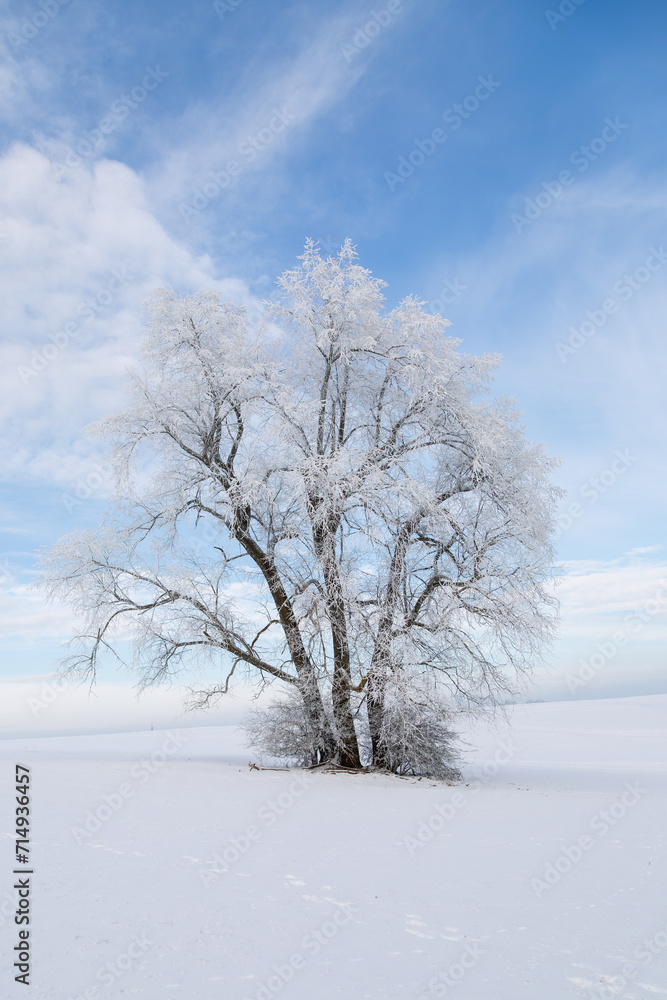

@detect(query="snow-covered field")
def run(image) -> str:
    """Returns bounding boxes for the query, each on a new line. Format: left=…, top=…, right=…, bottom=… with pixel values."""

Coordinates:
left=1, top=694, right=666, bottom=999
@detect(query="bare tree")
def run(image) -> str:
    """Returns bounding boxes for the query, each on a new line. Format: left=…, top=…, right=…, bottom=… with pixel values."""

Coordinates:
left=39, top=240, right=559, bottom=773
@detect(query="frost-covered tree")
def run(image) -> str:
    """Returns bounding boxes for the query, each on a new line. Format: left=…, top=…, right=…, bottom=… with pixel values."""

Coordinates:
left=39, top=240, right=559, bottom=774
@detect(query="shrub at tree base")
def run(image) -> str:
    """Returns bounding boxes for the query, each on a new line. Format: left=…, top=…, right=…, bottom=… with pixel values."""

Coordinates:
left=376, top=674, right=462, bottom=781
left=245, top=677, right=462, bottom=780
left=245, top=689, right=333, bottom=770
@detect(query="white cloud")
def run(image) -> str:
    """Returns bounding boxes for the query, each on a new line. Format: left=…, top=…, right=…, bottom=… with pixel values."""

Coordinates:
left=0, top=584, right=79, bottom=640
left=552, top=557, right=667, bottom=643
left=524, top=556, right=667, bottom=702
left=0, top=142, right=259, bottom=488
left=558, top=558, right=667, bottom=614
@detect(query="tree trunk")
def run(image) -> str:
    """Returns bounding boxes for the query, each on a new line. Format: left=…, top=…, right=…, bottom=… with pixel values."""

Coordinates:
left=297, top=674, right=337, bottom=764
left=366, top=670, right=391, bottom=771
left=365, top=517, right=415, bottom=770
left=331, top=665, right=361, bottom=768
left=313, top=521, right=361, bottom=768
left=235, top=517, right=337, bottom=763
left=328, top=585, right=361, bottom=767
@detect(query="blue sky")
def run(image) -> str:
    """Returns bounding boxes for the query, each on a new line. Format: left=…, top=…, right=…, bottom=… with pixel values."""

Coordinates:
left=1, top=0, right=666, bottom=732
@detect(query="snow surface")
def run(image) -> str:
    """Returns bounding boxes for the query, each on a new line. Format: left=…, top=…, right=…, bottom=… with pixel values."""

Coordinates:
left=1, top=694, right=666, bottom=999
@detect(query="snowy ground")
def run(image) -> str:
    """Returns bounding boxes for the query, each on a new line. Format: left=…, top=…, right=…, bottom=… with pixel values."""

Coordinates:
left=1, top=694, right=666, bottom=999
